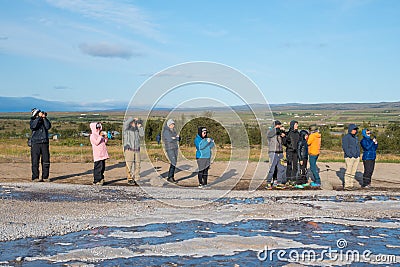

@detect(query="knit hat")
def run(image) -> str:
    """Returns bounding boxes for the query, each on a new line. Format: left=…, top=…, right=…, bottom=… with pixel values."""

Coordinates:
left=198, top=126, right=207, bottom=138
left=167, top=119, right=175, bottom=127
left=31, top=108, right=40, bottom=117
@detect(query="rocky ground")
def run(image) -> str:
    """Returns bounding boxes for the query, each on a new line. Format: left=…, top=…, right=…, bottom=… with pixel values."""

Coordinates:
left=1, top=161, right=399, bottom=265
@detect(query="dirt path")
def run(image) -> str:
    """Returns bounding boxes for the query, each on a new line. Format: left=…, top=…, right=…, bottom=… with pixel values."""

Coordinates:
left=1, top=161, right=399, bottom=190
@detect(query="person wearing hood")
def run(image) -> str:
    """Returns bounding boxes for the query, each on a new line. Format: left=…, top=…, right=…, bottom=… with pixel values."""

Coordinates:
left=123, top=117, right=145, bottom=186
left=265, top=120, right=286, bottom=189
left=295, top=130, right=309, bottom=188
left=341, top=123, right=360, bottom=190
left=307, top=126, right=322, bottom=187
left=194, top=127, right=215, bottom=188
left=282, top=120, right=300, bottom=183
left=30, top=108, right=52, bottom=182
left=90, top=122, right=109, bottom=186
left=360, top=128, right=378, bottom=188
left=162, top=119, right=180, bottom=183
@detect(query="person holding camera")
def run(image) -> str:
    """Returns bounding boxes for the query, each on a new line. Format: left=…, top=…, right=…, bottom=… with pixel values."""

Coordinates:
left=360, top=128, right=378, bottom=188
left=90, top=122, right=109, bottom=186
left=194, top=127, right=214, bottom=188
left=123, top=117, right=144, bottom=186
left=162, top=119, right=179, bottom=183
left=265, top=120, right=286, bottom=189
left=30, top=108, right=52, bottom=182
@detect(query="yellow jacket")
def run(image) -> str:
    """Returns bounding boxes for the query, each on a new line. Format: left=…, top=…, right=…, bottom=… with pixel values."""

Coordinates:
left=307, top=132, right=321, bottom=156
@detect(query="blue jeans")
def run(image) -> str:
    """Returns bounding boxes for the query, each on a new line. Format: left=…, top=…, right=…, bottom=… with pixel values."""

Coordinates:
left=309, top=155, right=321, bottom=184
left=267, top=152, right=286, bottom=184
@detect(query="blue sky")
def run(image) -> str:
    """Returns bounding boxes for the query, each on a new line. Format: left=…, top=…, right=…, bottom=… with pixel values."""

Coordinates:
left=0, top=0, right=399, bottom=107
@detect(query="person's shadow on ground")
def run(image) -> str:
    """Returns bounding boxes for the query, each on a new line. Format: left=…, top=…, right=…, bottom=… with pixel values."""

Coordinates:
left=51, top=162, right=125, bottom=183
left=335, top=167, right=364, bottom=187
left=209, top=169, right=238, bottom=186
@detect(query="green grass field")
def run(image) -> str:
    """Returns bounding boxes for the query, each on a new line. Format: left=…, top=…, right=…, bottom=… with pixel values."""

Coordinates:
left=1, top=105, right=399, bottom=163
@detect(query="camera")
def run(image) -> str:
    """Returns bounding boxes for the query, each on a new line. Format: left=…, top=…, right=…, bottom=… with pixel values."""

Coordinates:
left=133, top=119, right=143, bottom=125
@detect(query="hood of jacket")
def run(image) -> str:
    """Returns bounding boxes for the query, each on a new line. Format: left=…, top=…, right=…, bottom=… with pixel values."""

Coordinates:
left=347, top=124, right=358, bottom=134
left=361, top=128, right=373, bottom=139
left=299, top=130, right=308, bottom=140
left=289, top=120, right=298, bottom=131
left=90, top=122, right=101, bottom=134
left=197, top=126, right=207, bottom=138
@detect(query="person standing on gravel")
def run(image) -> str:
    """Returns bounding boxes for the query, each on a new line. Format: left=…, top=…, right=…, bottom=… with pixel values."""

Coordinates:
left=30, top=108, right=51, bottom=182
left=360, top=128, right=378, bottom=188
left=123, top=117, right=144, bottom=186
left=162, top=119, right=179, bottom=183
left=295, top=130, right=309, bottom=189
left=265, top=120, right=286, bottom=189
left=282, top=120, right=300, bottom=184
left=90, top=122, right=109, bottom=186
left=194, top=127, right=214, bottom=188
left=342, top=124, right=360, bottom=190
left=307, top=126, right=322, bottom=187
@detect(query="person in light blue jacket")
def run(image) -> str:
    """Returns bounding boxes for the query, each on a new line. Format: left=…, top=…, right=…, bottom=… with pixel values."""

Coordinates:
left=194, top=127, right=214, bottom=187
left=360, top=128, right=378, bottom=188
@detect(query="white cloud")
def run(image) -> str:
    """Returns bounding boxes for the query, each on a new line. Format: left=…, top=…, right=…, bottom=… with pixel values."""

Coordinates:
left=45, top=0, right=164, bottom=42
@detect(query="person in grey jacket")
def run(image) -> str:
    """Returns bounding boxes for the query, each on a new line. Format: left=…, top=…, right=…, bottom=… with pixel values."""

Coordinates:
left=123, top=117, right=144, bottom=185
left=342, top=123, right=360, bottom=190
left=162, top=119, right=179, bottom=183
left=265, top=120, right=286, bottom=189
left=30, top=108, right=51, bottom=182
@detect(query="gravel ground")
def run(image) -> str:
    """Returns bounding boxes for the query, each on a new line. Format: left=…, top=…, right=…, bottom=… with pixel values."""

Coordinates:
left=1, top=181, right=400, bottom=242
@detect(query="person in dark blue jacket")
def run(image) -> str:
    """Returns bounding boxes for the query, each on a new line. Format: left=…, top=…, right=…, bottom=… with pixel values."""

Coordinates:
left=194, top=127, right=214, bottom=188
left=341, top=124, right=360, bottom=190
left=360, top=128, right=378, bottom=188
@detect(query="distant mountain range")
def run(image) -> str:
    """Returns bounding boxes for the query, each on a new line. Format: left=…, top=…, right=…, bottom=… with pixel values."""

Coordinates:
left=0, top=97, right=128, bottom=112
left=0, top=96, right=399, bottom=113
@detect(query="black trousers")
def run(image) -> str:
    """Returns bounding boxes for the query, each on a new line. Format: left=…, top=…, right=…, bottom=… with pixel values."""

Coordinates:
left=286, top=151, right=298, bottom=182
left=94, top=160, right=106, bottom=183
left=362, top=160, right=375, bottom=186
left=31, top=143, right=50, bottom=180
left=197, top=158, right=210, bottom=185
left=298, top=159, right=308, bottom=185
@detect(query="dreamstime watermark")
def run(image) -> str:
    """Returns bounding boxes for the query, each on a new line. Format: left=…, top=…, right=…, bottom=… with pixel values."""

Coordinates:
left=257, top=238, right=399, bottom=264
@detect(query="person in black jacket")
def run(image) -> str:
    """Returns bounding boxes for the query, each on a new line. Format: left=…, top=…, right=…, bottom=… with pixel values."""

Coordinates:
left=296, top=130, right=309, bottom=188
left=30, top=108, right=52, bottom=182
left=162, top=119, right=179, bottom=183
left=282, top=120, right=300, bottom=183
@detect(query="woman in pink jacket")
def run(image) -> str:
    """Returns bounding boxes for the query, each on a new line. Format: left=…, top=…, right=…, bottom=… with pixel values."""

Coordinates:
left=90, top=122, right=109, bottom=185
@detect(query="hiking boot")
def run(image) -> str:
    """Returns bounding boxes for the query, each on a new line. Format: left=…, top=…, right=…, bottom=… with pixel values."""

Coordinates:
left=265, top=183, right=273, bottom=190
left=93, top=179, right=104, bottom=186
left=128, top=180, right=138, bottom=186
left=344, top=187, right=355, bottom=191
left=310, top=182, right=321, bottom=187
left=274, top=183, right=286, bottom=190
left=167, top=178, right=177, bottom=184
